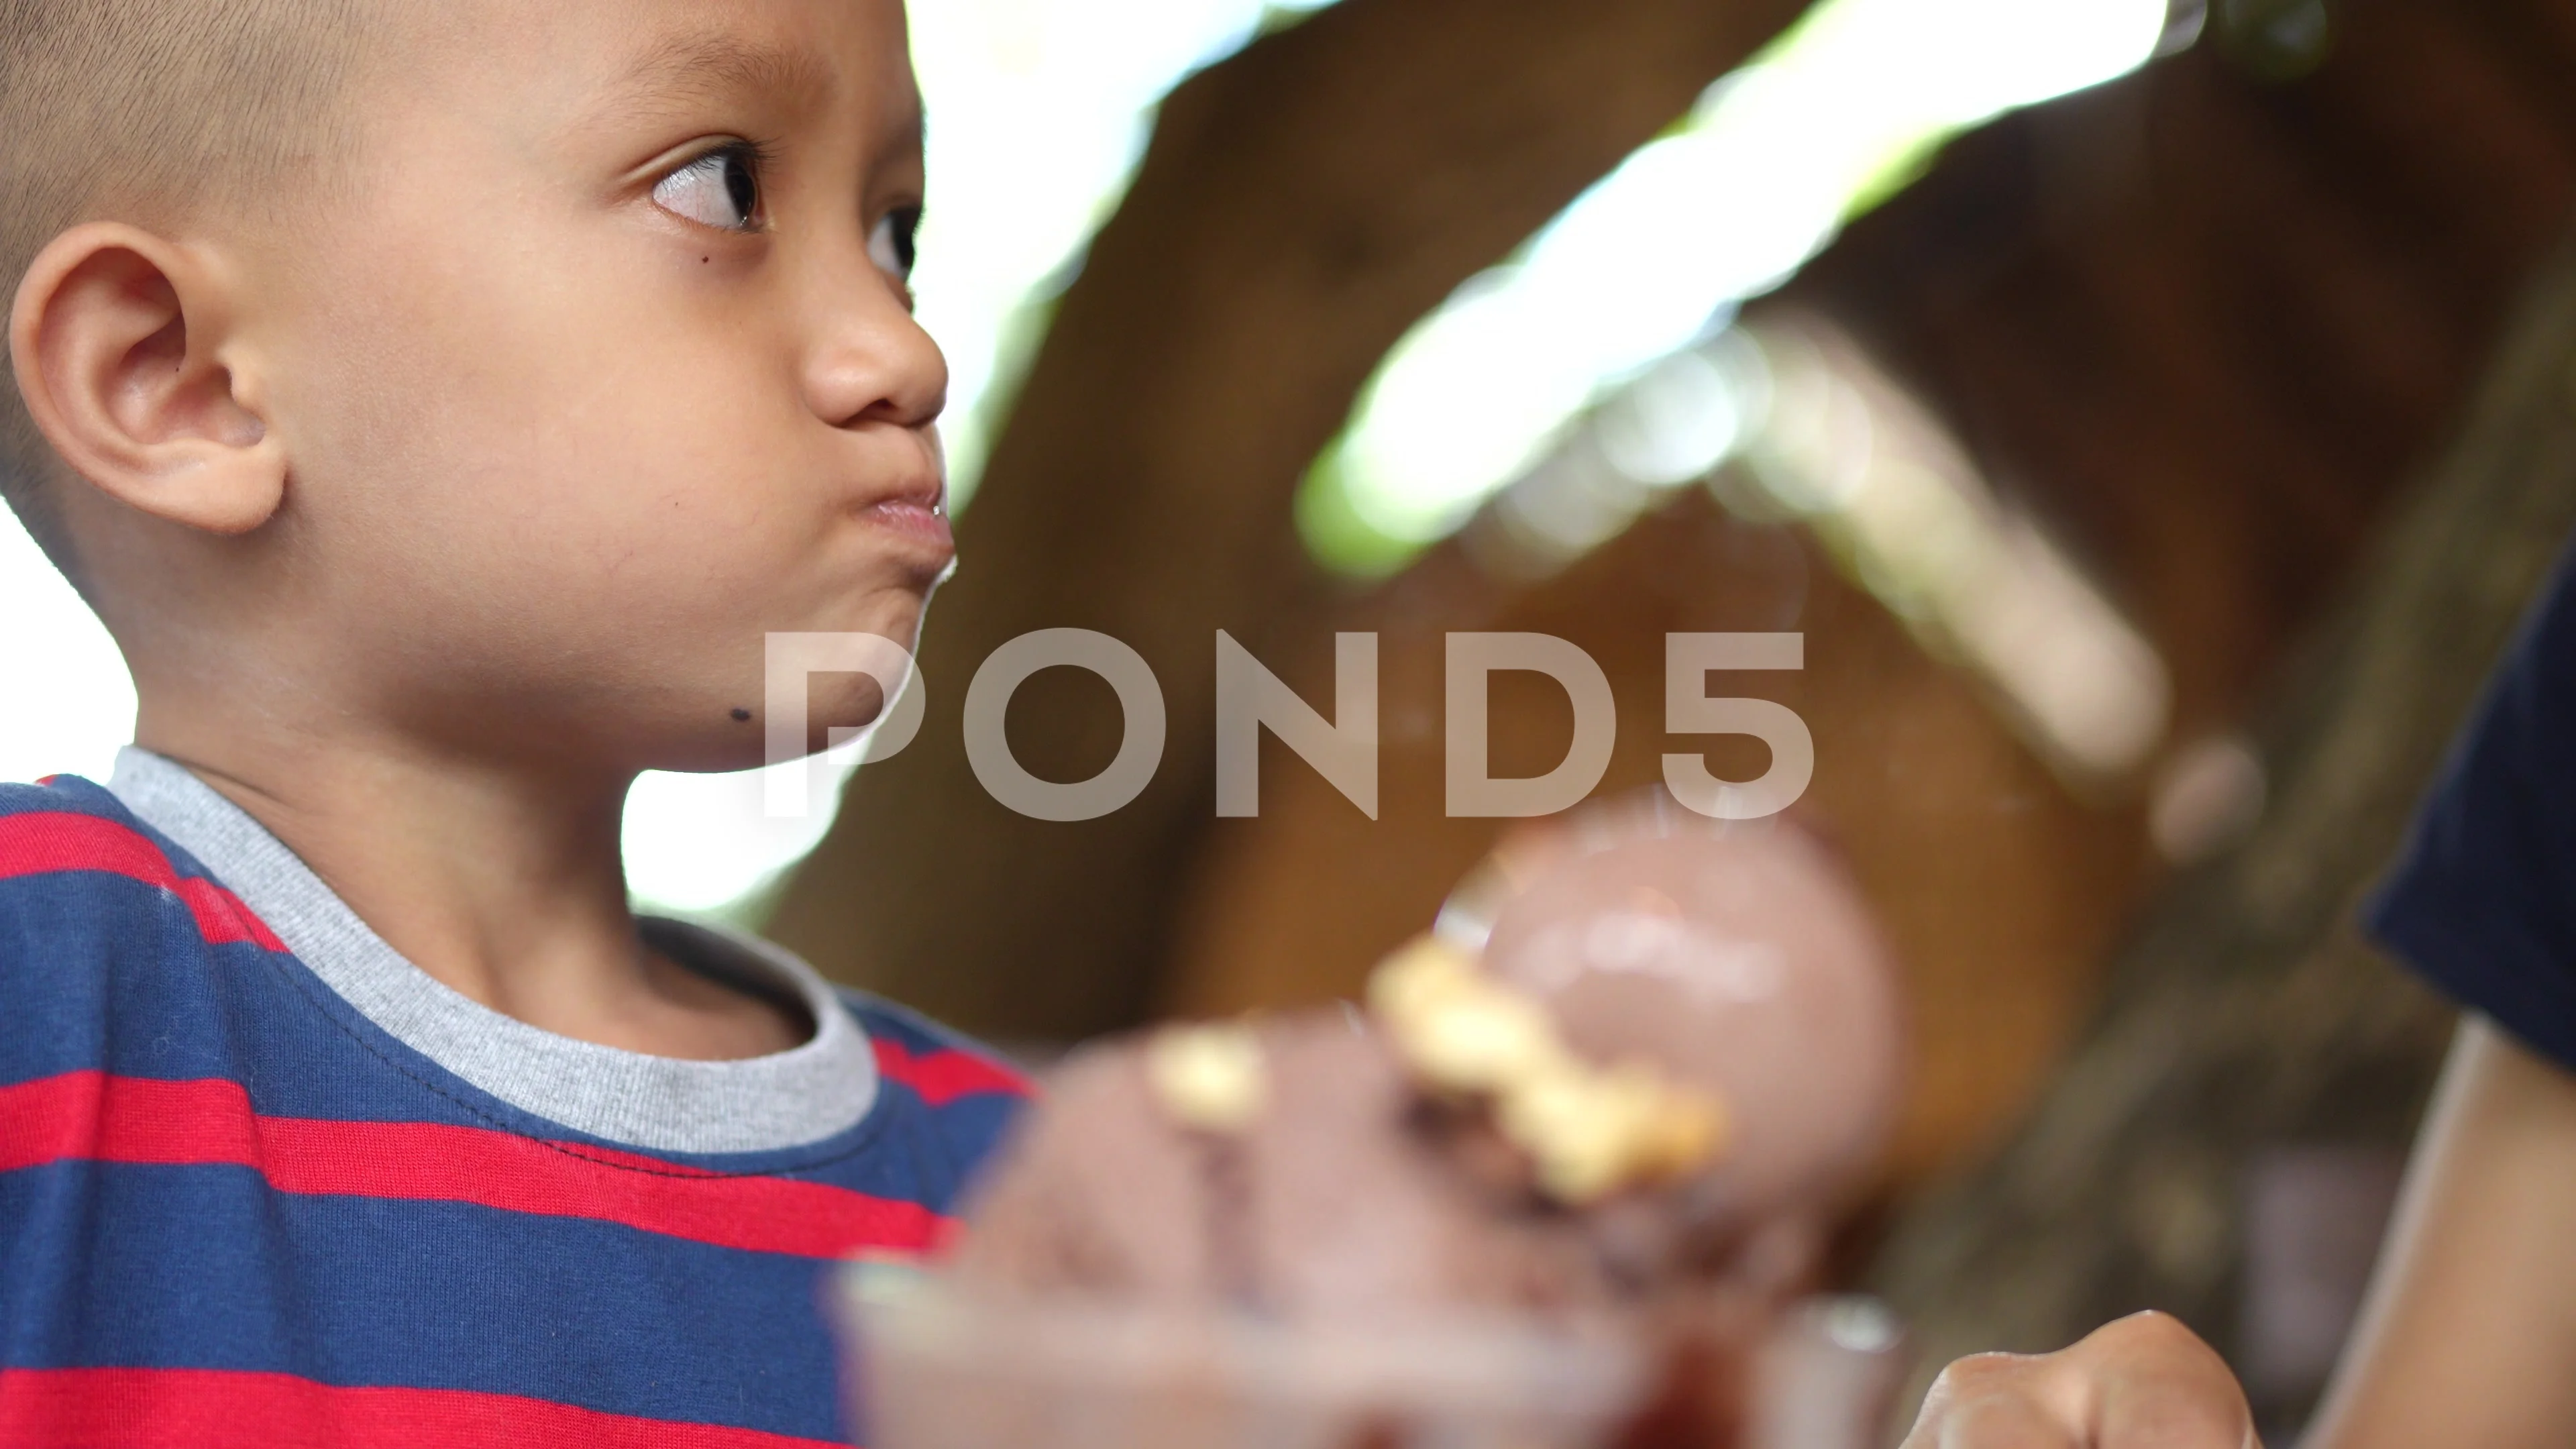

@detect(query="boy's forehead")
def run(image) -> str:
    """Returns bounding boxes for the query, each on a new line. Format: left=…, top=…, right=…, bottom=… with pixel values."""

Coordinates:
left=616, top=28, right=841, bottom=112
left=452, top=0, right=920, bottom=137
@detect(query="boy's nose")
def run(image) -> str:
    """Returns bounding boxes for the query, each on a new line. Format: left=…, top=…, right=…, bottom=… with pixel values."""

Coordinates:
left=802, top=278, right=948, bottom=434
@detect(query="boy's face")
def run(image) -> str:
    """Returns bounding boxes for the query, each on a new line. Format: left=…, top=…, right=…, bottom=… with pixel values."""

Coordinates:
left=229, top=0, right=945, bottom=773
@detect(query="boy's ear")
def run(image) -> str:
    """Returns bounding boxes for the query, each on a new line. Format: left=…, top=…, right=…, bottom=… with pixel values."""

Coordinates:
left=9, top=223, right=285, bottom=536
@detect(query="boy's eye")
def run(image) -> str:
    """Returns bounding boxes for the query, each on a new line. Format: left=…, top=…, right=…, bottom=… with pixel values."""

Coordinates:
left=653, top=146, right=763, bottom=232
left=869, top=206, right=922, bottom=280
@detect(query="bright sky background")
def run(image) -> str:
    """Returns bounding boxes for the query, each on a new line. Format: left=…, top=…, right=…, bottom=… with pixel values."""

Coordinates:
left=0, top=0, right=2180, bottom=916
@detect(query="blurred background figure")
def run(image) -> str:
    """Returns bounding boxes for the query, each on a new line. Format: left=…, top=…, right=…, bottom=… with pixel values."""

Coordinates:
left=12, top=0, right=2576, bottom=1435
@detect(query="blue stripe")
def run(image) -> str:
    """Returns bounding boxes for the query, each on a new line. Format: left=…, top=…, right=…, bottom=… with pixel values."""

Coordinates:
left=0, top=1161, right=847, bottom=1440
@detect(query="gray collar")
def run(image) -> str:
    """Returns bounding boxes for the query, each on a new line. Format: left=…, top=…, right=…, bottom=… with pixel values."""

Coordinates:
left=109, top=747, right=877, bottom=1155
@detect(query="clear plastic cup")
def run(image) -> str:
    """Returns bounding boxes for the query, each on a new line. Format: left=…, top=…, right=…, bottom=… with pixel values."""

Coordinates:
left=1745, top=1297, right=1909, bottom=1449
left=841, top=1271, right=1647, bottom=1449
left=839, top=1268, right=1907, bottom=1449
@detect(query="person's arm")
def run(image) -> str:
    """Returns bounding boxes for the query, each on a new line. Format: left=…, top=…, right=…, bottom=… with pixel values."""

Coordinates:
left=2302, top=1016, right=2576, bottom=1448
left=1898, top=1016, right=2576, bottom=1448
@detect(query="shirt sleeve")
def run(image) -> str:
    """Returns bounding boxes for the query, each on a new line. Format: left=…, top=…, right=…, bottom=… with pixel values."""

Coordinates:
left=2367, top=531, right=2576, bottom=1071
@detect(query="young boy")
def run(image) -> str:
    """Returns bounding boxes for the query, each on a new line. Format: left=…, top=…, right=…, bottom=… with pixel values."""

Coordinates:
left=0, top=1, right=1028, bottom=1442
left=1900, top=534, right=2576, bottom=1448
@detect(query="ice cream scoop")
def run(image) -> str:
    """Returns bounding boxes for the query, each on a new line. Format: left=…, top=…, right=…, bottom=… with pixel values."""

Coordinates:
left=902, top=796, right=1911, bottom=1449
left=953, top=1014, right=1631, bottom=1321
left=1454, top=803, right=1904, bottom=1234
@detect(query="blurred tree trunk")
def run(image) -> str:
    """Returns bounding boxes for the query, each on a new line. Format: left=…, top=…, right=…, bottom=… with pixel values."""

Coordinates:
left=1870, top=228, right=2576, bottom=1407
left=766, top=0, right=1816, bottom=1039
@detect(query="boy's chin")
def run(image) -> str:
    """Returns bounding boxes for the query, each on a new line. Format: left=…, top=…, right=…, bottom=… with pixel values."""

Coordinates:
left=819, top=578, right=936, bottom=638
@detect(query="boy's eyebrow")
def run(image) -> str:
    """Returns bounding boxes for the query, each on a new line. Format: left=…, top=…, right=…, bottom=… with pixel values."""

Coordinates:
left=606, top=29, right=838, bottom=116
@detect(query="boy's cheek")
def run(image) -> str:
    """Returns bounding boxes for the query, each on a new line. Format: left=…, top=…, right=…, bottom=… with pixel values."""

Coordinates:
left=262, top=199, right=935, bottom=668
left=573, top=504, right=936, bottom=669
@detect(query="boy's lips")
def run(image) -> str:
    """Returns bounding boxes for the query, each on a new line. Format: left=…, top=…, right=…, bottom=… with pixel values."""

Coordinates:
left=856, top=482, right=955, bottom=557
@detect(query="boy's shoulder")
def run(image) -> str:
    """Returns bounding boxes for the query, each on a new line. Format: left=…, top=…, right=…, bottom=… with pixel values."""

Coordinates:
left=0, top=768, right=144, bottom=846
left=831, top=988, right=1035, bottom=1187
left=0, top=770, right=293, bottom=1116
left=0, top=770, right=280, bottom=950
left=844, top=989, right=1035, bottom=1105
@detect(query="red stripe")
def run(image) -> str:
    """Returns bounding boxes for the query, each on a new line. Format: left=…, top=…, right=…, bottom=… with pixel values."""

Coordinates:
left=0, top=1367, right=839, bottom=1449
left=0, top=1072, right=953, bottom=1258
left=0, top=812, right=285, bottom=951
left=871, top=1038, right=1030, bottom=1106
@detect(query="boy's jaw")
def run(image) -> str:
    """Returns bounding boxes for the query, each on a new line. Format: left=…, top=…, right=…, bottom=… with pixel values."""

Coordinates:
left=118, top=0, right=949, bottom=782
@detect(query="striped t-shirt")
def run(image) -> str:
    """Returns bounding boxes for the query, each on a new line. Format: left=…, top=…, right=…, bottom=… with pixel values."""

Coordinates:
left=0, top=749, right=1028, bottom=1447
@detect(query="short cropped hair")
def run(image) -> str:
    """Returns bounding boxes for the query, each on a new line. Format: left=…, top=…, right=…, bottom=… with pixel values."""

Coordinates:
left=0, top=0, right=368, bottom=580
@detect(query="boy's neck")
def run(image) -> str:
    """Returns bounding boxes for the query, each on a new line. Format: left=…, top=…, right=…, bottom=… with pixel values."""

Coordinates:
left=132, top=716, right=807, bottom=1061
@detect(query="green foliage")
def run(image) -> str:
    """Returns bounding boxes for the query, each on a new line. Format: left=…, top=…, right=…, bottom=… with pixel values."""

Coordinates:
left=1295, top=447, right=1429, bottom=579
